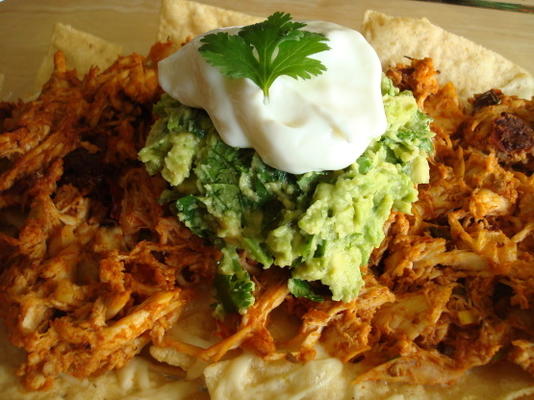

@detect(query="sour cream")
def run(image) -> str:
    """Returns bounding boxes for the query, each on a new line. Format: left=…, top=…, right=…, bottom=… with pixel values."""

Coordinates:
left=158, top=21, right=386, bottom=174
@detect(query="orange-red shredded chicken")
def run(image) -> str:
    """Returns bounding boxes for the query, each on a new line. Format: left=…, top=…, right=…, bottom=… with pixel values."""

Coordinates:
left=0, top=46, right=218, bottom=390
left=1, top=51, right=533, bottom=391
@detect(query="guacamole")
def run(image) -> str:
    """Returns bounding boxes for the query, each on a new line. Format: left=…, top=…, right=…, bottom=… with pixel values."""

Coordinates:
left=139, top=77, right=433, bottom=313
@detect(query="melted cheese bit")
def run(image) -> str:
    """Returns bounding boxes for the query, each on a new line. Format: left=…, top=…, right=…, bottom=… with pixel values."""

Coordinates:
left=158, top=21, right=386, bottom=174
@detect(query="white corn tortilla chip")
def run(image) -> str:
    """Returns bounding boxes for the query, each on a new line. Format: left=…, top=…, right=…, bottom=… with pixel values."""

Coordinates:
left=203, top=350, right=534, bottom=400
left=362, top=10, right=534, bottom=101
left=158, top=0, right=262, bottom=45
left=35, top=23, right=123, bottom=91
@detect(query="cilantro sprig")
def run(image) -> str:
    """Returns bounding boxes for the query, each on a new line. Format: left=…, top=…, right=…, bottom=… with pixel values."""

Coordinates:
left=198, top=12, right=330, bottom=97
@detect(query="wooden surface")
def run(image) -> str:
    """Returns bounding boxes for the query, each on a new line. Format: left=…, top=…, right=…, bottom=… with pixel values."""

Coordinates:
left=0, top=0, right=532, bottom=101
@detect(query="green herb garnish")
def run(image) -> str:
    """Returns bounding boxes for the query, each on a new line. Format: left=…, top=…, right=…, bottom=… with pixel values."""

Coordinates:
left=214, top=247, right=256, bottom=315
left=198, top=12, right=330, bottom=98
left=288, top=278, right=324, bottom=302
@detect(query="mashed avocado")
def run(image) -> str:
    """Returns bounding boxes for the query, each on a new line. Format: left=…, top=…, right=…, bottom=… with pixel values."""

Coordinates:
left=139, top=77, right=433, bottom=313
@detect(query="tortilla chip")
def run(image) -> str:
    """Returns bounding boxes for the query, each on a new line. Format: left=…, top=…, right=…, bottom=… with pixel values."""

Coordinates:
left=204, top=350, right=534, bottom=400
left=362, top=10, right=534, bottom=101
left=35, top=23, right=123, bottom=91
left=158, top=0, right=262, bottom=45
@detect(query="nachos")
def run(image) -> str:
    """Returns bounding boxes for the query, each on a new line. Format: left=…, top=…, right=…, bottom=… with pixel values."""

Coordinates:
left=0, top=1, right=533, bottom=399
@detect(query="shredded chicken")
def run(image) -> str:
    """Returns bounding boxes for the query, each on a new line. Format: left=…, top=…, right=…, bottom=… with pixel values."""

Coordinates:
left=509, top=340, right=534, bottom=376
left=1, top=51, right=533, bottom=391
left=0, top=46, right=218, bottom=390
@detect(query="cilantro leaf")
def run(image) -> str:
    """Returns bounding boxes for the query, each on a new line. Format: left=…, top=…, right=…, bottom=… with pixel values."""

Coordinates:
left=215, top=246, right=256, bottom=315
left=199, top=12, right=330, bottom=97
left=288, top=278, right=324, bottom=302
left=242, top=237, right=273, bottom=267
left=214, top=274, right=255, bottom=316
left=176, top=195, right=212, bottom=238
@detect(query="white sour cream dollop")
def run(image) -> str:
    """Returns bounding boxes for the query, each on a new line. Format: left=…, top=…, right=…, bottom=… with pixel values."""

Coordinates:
left=158, top=21, right=387, bottom=174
